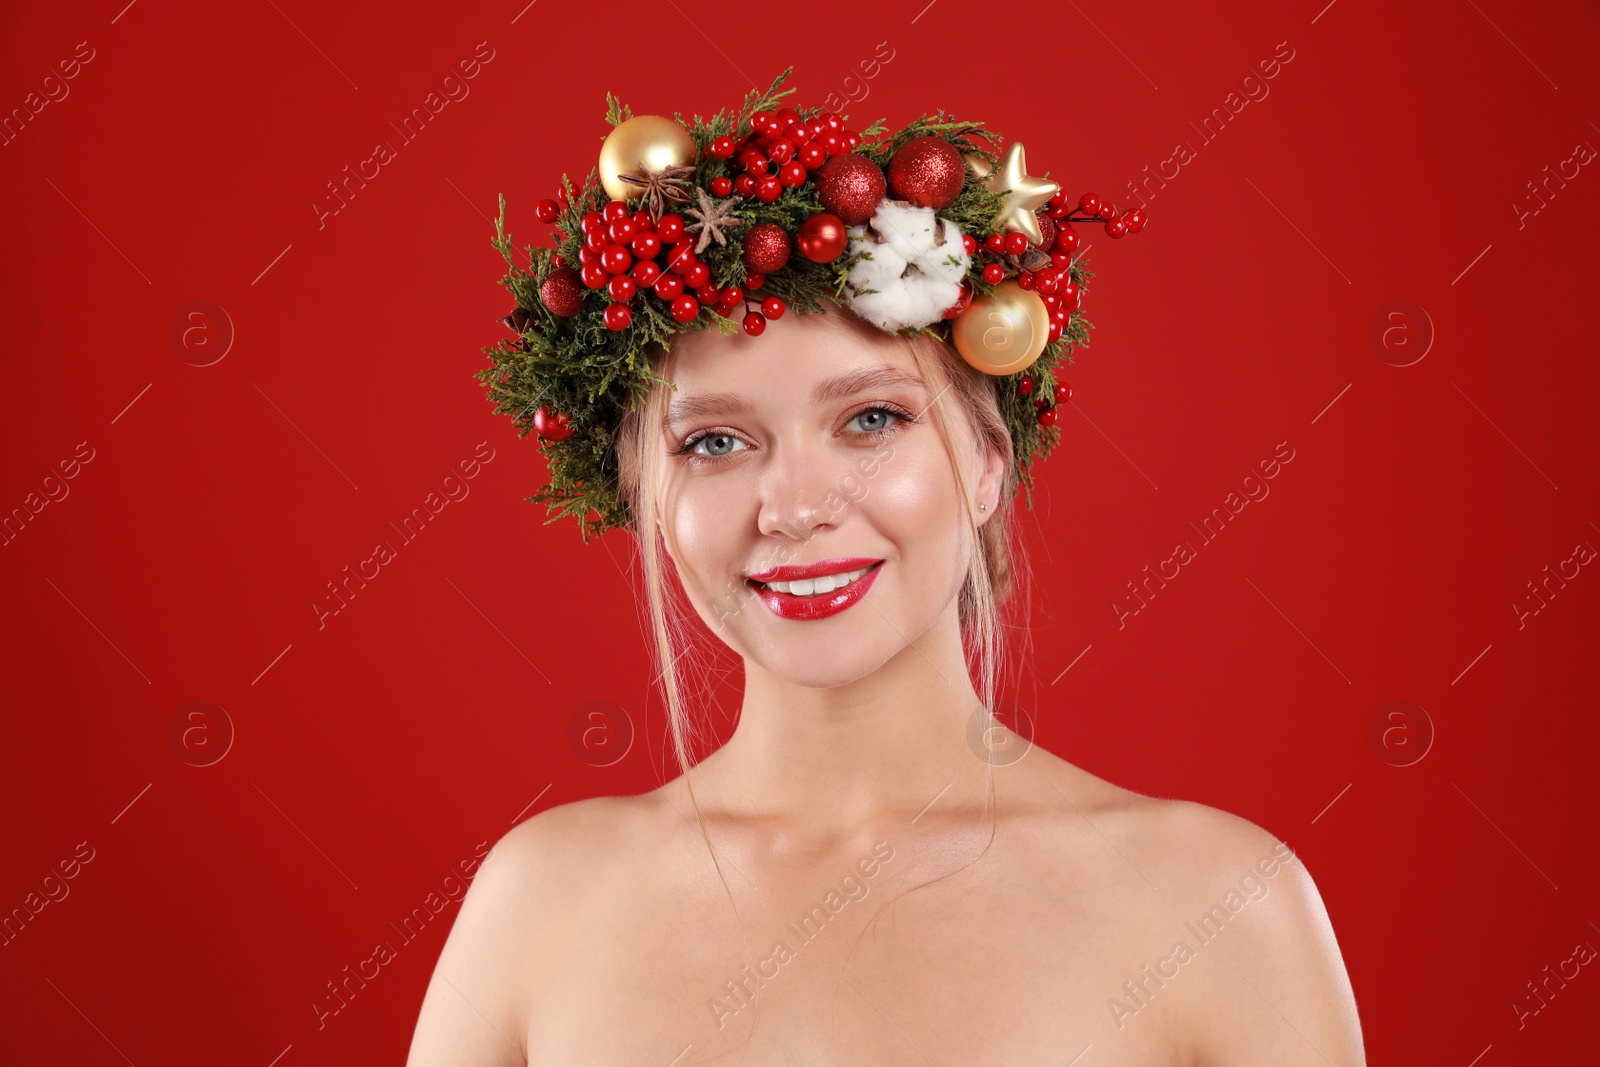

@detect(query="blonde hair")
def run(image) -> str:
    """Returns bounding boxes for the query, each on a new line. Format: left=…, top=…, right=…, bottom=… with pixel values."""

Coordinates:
left=612, top=307, right=1036, bottom=1000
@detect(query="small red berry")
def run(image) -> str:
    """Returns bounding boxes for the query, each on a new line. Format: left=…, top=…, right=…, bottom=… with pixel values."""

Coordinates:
left=696, top=284, right=722, bottom=305
left=762, top=296, right=786, bottom=319
left=535, top=199, right=559, bottom=223
left=1053, top=382, right=1072, bottom=404
left=631, top=259, right=661, bottom=288
left=756, top=176, right=782, bottom=202
left=653, top=273, right=684, bottom=299
left=1017, top=376, right=1034, bottom=396
left=608, top=218, right=637, bottom=245
left=604, top=303, right=632, bottom=330
left=1005, top=232, right=1028, bottom=256
left=982, top=263, right=1003, bottom=284
left=632, top=232, right=661, bottom=260
left=602, top=201, right=629, bottom=222
left=1077, top=193, right=1102, bottom=217
left=669, top=294, right=700, bottom=323
left=657, top=215, right=685, bottom=243
left=710, top=176, right=734, bottom=197
left=607, top=275, right=636, bottom=302
left=742, top=311, right=767, bottom=336
left=1038, top=406, right=1058, bottom=427
left=600, top=245, right=632, bottom=274
left=684, top=262, right=711, bottom=289
left=745, top=273, right=766, bottom=289
left=711, top=135, right=736, bottom=159
left=580, top=263, right=608, bottom=289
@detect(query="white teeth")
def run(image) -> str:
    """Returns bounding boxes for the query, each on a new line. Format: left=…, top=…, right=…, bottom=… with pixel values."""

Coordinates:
left=762, top=566, right=872, bottom=596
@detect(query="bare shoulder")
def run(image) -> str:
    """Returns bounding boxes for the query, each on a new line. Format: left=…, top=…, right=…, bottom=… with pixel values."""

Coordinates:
left=404, top=794, right=654, bottom=1066
left=1033, top=756, right=1366, bottom=1064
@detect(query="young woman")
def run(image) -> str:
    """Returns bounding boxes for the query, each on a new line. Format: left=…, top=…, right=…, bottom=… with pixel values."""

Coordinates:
left=407, top=76, right=1365, bottom=1065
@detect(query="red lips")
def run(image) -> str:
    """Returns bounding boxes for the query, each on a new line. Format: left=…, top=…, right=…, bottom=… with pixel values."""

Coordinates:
left=746, top=560, right=885, bottom=621
left=745, top=557, right=883, bottom=583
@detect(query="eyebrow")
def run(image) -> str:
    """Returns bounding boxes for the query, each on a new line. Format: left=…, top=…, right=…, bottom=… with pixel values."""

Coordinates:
left=665, top=364, right=929, bottom=428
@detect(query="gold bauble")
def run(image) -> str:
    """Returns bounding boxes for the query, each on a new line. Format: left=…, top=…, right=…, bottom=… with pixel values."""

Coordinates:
left=598, top=116, right=696, bottom=203
left=950, top=280, right=1051, bottom=376
left=984, top=141, right=1060, bottom=246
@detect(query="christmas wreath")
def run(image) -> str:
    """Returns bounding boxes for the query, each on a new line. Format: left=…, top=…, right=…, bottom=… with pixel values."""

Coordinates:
left=477, top=68, right=1145, bottom=543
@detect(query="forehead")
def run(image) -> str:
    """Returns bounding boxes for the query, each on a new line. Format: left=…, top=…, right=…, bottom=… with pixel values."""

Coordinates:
left=662, top=307, right=929, bottom=427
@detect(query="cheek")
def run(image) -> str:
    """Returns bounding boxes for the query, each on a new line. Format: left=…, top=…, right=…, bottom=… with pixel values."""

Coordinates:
left=867, top=438, right=968, bottom=569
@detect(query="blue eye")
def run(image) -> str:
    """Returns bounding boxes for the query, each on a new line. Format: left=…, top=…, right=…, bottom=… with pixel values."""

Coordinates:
left=672, top=402, right=916, bottom=466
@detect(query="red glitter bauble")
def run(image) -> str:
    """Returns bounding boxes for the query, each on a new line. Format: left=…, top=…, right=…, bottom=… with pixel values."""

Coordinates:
left=796, top=213, right=849, bottom=263
left=1035, top=212, right=1058, bottom=250
left=741, top=222, right=791, bottom=275
left=815, top=154, right=886, bottom=226
left=886, top=136, right=965, bottom=210
left=539, top=266, right=585, bottom=317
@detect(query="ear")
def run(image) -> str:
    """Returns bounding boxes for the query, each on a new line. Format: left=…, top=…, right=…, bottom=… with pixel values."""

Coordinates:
left=975, top=439, right=1005, bottom=526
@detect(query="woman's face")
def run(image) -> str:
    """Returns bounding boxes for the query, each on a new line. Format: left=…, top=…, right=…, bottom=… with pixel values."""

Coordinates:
left=652, top=304, right=1003, bottom=688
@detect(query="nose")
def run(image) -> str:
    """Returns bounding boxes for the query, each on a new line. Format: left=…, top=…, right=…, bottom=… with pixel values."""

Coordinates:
left=755, top=437, right=847, bottom=542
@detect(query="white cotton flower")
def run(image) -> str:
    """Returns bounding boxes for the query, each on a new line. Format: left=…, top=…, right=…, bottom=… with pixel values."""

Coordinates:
left=843, top=200, right=970, bottom=331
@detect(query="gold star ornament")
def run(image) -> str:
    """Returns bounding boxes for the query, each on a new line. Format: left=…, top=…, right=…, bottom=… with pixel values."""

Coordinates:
left=983, top=141, right=1060, bottom=246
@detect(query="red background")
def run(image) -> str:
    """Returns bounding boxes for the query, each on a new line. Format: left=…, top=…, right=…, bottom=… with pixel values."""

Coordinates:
left=3, top=0, right=1598, bottom=1062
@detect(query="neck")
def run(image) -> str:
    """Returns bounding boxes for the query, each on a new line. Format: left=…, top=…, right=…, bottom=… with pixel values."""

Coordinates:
left=685, top=603, right=997, bottom=837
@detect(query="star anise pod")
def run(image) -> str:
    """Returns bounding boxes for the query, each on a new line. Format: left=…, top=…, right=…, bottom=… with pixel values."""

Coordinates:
left=683, top=186, right=746, bottom=254
left=617, top=163, right=696, bottom=221
left=996, top=245, right=1054, bottom=279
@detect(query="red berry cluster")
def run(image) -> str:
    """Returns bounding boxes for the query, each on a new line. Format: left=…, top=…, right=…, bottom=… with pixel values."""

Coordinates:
left=533, top=198, right=790, bottom=337
left=1016, top=376, right=1073, bottom=426
left=706, top=108, right=861, bottom=203
left=1045, top=189, right=1148, bottom=240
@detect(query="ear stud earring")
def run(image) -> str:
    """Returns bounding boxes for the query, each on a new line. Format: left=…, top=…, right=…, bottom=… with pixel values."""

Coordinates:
left=979, top=503, right=988, bottom=512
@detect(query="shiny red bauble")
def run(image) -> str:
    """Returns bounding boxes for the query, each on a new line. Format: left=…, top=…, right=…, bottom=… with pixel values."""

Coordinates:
left=816, top=154, right=887, bottom=226
left=533, top=405, right=573, bottom=441
left=742, top=221, right=792, bottom=275
left=886, top=135, right=966, bottom=210
left=796, top=212, right=849, bottom=263
left=539, top=266, right=585, bottom=317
